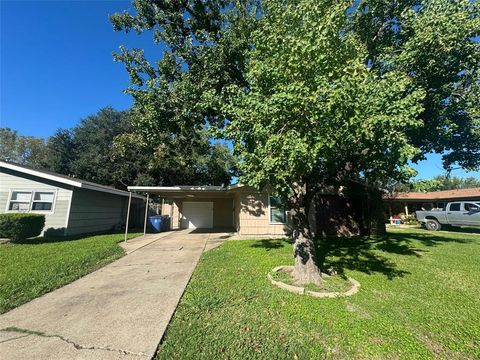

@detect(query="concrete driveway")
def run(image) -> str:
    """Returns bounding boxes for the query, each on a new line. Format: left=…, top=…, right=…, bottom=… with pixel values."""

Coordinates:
left=0, top=230, right=230, bottom=359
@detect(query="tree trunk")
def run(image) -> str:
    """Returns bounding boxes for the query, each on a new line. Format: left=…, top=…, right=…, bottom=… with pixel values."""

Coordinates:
left=292, top=232, right=322, bottom=285
left=290, top=183, right=322, bottom=285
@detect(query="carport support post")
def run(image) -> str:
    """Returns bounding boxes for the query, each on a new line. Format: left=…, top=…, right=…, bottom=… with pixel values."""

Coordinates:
left=143, top=193, right=150, bottom=235
left=124, top=191, right=132, bottom=243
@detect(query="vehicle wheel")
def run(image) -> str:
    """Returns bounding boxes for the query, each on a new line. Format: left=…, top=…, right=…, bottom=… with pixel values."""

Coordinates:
left=425, top=219, right=441, bottom=231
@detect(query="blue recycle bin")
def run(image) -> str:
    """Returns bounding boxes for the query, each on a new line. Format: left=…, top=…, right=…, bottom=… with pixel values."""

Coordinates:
left=148, top=215, right=170, bottom=233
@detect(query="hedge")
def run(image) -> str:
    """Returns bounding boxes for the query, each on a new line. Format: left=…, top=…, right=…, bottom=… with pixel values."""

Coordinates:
left=0, top=213, right=45, bottom=241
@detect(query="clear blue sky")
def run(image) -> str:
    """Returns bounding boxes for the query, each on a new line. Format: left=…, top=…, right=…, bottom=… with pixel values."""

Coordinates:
left=1, top=0, right=478, bottom=180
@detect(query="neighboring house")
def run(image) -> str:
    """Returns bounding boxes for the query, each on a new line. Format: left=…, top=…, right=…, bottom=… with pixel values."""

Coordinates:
left=385, top=188, right=480, bottom=218
left=128, top=185, right=290, bottom=236
left=0, top=161, right=144, bottom=236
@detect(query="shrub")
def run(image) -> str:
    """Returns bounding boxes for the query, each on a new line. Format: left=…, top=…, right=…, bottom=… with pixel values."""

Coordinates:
left=403, top=214, right=419, bottom=225
left=0, top=213, right=45, bottom=241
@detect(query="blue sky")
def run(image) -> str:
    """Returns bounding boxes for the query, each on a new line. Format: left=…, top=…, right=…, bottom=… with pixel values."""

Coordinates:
left=1, top=0, right=479, bottom=180
left=1, top=0, right=155, bottom=135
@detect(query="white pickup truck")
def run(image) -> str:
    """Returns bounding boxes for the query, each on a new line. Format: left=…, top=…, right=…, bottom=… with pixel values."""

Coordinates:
left=416, top=201, right=480, bottom=231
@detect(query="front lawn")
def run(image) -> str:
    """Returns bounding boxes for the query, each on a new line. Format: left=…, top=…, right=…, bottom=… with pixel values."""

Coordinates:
left=0, top=232, right=141, bottom=314
left=158, top=228, right=480, bottom=359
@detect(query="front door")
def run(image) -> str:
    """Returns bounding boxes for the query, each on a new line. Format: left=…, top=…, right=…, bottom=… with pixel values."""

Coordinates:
left=182, top=201, right=214, bottom=229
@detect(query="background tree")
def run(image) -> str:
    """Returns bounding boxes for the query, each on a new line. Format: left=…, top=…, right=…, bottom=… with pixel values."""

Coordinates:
left=42, top=129, right=75, bottom=175
left=68, top=107, right=132, bottom=186
left=112, top=130, right=236, bottom=187
left=0, top=128, right=46, bottom=167
left=41, top=107, right=236, bottom=188
left=411, top=176, right=480, bottom=192
left=353, top=0, right=480, bottom=171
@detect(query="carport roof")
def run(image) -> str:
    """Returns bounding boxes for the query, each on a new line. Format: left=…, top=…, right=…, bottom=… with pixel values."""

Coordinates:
left=128, top=184, right=244, bottom=194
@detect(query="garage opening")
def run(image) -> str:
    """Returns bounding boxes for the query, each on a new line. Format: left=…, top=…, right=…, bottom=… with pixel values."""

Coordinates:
left=181, top=201, right=214, bottom=229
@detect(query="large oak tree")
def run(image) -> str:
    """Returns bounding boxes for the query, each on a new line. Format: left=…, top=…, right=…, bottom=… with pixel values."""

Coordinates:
left=111, top=0, right=479, bottom=284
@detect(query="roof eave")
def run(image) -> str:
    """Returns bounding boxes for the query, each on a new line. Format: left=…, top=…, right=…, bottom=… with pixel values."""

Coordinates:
left=1, top=161, right=82, bottom=187
left=1, top=161, right=142, bottom=199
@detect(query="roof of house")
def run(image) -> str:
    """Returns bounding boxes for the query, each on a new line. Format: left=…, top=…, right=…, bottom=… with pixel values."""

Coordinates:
left=387, top=187, right=480, bottom=201
left=1, top=160, right=143, bottom=199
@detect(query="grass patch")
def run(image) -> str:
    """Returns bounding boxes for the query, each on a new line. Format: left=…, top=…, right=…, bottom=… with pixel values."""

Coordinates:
left=0, top=232, right=141, bottom=313
left=157, top=228, right=480, bottom=359
left=271, top=269, right=353, bottom=293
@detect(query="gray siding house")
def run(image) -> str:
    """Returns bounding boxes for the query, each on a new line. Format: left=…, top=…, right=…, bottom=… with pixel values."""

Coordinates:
left=0, top=161, right=144, bottom=236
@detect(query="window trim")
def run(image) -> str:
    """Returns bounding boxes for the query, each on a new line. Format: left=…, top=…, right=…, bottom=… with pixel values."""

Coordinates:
left=6, top=189, right=57, bottom=214
left=268, top=194, right=287, bottom=224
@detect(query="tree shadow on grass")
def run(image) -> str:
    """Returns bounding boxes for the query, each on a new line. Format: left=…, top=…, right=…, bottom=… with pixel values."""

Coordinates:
left=316, top=237, right=411, bottom=280
left=387, top=230, right=475, bottom=247
left=317, top=229, right=476, bottom=279
left=250, top=239, right=289, bottom=251
left=442, top=227, right=480, bottom=235
left=376, top=239, right=424, bottom=257
left=248, top=230, right=476, bottom=280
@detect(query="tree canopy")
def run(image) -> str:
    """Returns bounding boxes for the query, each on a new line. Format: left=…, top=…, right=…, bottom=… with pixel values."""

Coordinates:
left=110, top=0, right=479, bottom=179
left=110, top=0, right=258, bottom=146
left=352, top=0, right=480, bottom=171
left=225, top=0, right=424, bottom=195
left=1, top=107, right=236, bottom=189
left=0, top=128, right=46, bottom=167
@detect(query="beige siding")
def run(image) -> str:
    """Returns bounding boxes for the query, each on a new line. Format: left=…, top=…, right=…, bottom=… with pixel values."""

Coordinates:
left=235, top=187, right=288, bottom=236
left=161, top=200, right=181, bottom=229
left=67, top=188, right=130, bottom=235
left=0, top=169, right=73, bottom=236
left=161, top=189, right=287, bottom=235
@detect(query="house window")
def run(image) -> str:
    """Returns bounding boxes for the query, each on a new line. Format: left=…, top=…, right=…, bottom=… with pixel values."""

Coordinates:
left=8, top=190, right=55, bottom=212
left=269, top=196, right=286, bottom=223
left=8, top=191, right=32, bottom=211
left=32, top=192, right=54, bottom=211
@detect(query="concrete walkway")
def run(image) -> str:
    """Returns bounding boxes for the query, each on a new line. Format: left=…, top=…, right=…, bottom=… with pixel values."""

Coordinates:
left=0, top=230, right=229, bottom=360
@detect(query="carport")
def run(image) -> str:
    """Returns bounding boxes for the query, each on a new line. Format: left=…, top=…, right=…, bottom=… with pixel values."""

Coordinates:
left=124, top=186, right=237, bottom=242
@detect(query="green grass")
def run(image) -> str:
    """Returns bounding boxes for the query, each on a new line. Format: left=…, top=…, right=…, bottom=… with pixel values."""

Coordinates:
left=271, top=269, right=353, bottom=293
left=157, top=228, right=480, bottom=359
left=0, top=232, right=141, bottom=314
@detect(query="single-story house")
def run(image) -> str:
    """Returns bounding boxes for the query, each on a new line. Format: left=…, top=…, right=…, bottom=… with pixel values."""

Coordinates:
left=128, top=185, right=290, bottom=237
left=384, top=188, right=480, bottom=218
left=0, top=161, right=144, bottom=236
left=127, top=183, right=386, bottom=237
